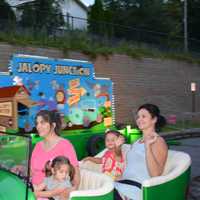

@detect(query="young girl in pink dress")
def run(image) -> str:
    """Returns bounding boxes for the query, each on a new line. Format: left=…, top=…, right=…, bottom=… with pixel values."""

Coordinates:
left=83, top=130, right=125, bottom=180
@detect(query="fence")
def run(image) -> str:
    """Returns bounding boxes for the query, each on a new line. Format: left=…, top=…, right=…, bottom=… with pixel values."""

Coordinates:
left=1, top=7, right=200, bottom=55
left=166, top=112, right=200, bottom=131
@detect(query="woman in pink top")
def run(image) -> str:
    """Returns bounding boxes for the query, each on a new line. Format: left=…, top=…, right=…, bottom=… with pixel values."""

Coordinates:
left=31, top=110, right=80, bottom=199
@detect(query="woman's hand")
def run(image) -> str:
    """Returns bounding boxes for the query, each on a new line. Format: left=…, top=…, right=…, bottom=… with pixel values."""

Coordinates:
left=59, top=186, right=76, bottom=200
left=115, top=135, right=125, bottom=147
left=11, top=165, right=26, bottom=176
left=145, top=135, right=158, bottom=146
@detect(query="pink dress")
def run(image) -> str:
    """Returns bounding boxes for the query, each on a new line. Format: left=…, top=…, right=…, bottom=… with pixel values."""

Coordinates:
left=102, top=150, right=125, bottom=180
left=31, top=139, right=78, bottom=185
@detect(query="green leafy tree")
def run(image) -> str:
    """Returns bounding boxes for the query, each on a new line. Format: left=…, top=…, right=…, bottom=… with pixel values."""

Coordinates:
left=103, top=0, right=122, bottom=36
left=88, top=0, right=106, bottom=35
left=188, top=0, right=200, bottom=40
left=19, top=0, right=64, bottom=34
left=0, top=0, right=16, bottom=28
left=162, top=0, right=182, bottom=47
left=19, top=3, right=35, bottom=28
left=102, top=0, right=183, bottom=45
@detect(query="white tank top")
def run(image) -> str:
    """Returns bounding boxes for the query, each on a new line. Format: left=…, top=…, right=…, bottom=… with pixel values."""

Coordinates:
left=114, top=140, right=151, bottom=199
left=122, top=140, right=150, bottom=182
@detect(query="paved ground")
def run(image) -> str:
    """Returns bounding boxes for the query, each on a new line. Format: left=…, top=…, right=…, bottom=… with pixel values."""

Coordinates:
left=170, top=138, right=200, bottom=200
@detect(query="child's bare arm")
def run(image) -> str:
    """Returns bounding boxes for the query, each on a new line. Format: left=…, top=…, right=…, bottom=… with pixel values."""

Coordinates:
left=35, top=187, right=65, bottom=198
left=82, top=156, right=102, bottom=164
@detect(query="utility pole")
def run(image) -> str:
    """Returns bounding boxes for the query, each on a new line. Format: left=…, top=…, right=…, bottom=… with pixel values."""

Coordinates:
left=191, top=82, right=196, bottom=113
left=184, top=0, right=188, bottom=52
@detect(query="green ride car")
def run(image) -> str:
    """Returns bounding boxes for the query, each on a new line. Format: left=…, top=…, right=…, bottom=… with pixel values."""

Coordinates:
left=0, top=133, right=35, bottom=200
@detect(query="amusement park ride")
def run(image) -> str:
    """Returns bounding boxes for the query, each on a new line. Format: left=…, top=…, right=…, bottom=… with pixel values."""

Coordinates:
left=0, top=54, right=191, bottom=200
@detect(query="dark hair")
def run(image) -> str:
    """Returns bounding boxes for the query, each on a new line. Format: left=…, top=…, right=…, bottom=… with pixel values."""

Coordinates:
left=45, top=156, right=75, bottom=181
left=35, top=110, right=62, bottom=135
left=137, top=103, right=166, bottom=132
left=105, top=130, right=122, bottom=138
left=105, top=130, right=124, bottom=157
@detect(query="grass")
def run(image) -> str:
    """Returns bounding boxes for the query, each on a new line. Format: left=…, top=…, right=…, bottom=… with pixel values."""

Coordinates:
left=0, top=137, right=28, bottom=165
left=0, top=30, right=200, bottom=64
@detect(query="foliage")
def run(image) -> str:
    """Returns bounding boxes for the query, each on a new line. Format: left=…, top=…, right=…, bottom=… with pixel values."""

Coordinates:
left=86, top=0, right=200, bottom=51
left=19, top=0, right=64, bottom=34
left=88, top=0, right=106, bottom=35
left=100, top=0, right=183, bottom=43
left=188, top=0, right=200, bottom=40
left=0, top=28, right=200, bottom=64
left=0, top=0, right=16, bottom=20
left=0, top=0, right=16, bottom=29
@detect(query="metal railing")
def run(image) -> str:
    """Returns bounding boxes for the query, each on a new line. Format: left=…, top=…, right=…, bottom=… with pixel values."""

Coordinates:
left=166, top=112, right=200, bottom=130
left=1, top=9, right=200, bottom=55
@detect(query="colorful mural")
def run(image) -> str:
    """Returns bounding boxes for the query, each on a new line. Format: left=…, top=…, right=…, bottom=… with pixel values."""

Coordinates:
left=0, top=54, right=113, bottom=132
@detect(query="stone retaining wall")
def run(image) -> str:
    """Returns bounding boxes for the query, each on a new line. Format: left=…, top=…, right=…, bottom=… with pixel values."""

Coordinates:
left=0, top=42, right=200, bottom=125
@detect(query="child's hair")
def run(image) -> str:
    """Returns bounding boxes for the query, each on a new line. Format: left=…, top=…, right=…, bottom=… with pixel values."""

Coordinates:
left=45, top=156, right=75, bottom=181
left=105, top=130, right=122, bottom=138
left=105, top=130, right=124, bottom=157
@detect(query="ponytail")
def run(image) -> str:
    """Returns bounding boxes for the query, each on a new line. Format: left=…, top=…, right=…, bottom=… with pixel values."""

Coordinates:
left=156, top=115, right=166, bottom=132
left=44, top=160, right=52, bottom=177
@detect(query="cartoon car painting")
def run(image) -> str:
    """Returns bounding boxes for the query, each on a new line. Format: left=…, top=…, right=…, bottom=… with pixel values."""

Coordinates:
left=68, top=98, right=102, bottom=128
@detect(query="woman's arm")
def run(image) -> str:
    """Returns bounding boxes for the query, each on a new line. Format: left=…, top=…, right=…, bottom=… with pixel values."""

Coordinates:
left=35, top=187, right=66, bottom=198
left=145, top=136, right=168, bottom=177
left=34, top=182, right=63, bottom=198
left=72, top=166, right=80, bottom=190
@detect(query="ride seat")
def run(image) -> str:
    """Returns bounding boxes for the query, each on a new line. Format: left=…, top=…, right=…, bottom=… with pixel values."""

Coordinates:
left=142, top=149, right=191, bottom=200
left=80, top=144, right=191, bottom=200
left=69, top=168, right=114, bottom=200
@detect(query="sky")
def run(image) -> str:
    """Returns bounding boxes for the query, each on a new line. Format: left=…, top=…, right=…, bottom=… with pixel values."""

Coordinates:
left=82, top=0, right=94, bottom=6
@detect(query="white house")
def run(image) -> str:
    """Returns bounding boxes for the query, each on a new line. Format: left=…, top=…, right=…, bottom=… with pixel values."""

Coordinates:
left=6, top=0, right=88, bottom=30
left=60, top=0, right=88, bottom=30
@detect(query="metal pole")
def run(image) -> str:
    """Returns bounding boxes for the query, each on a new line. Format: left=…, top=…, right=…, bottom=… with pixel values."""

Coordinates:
left=184, top=0, right=188, bottom=52
left=192, top=91, right=196, bottom=112
left=191, top=82, right=196, bottom=112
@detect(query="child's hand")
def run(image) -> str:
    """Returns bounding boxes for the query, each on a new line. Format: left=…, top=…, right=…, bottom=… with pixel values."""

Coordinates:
left=115, top=135, right=125, bottom=147
left=59, top=187, right=72, bottom=200
left=11, top=165, right=26, bottom=176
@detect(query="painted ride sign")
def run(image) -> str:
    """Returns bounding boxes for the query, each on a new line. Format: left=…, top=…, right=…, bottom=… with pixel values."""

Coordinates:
left=0, top=54, right=113, bottom=132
